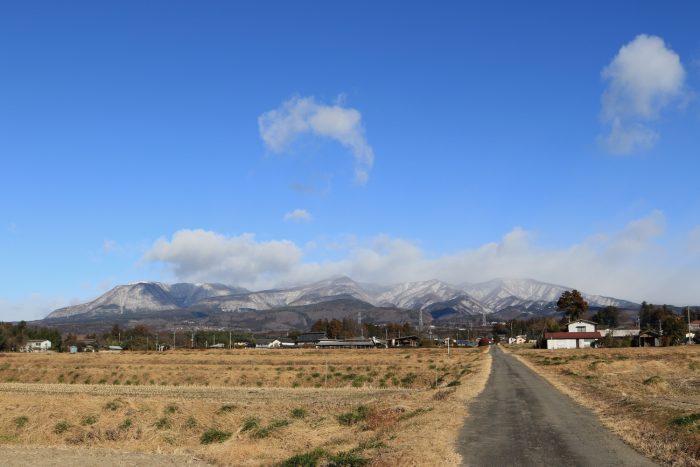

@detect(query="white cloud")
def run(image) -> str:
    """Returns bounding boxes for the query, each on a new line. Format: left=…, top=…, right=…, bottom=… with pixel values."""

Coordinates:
left=144, top=230, right=302, bottom=285
left=143, top=211, right=700, bottom=304
left=602, top=118, right=658, bottom=155
left=283, top=209, right=313, bottom=223
left=600, top=34, right=686, bottom=154
left=258, top=96, right=374, bottom=184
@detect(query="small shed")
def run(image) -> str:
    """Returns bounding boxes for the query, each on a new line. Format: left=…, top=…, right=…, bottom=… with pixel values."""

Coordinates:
left=637, top=329, right=662, bottom=347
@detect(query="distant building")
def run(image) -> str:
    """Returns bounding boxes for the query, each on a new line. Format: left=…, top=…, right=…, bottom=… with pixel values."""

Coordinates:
left=508, top=335, right=527, bottom=345
left=255, top=338, right=281, bottom=349
left=544, top=321, right=602, bottom=349
left=20, top=340, right=51, bottom=352
left=278, top=337, right=296, bottom=348
left=637, top=329, right=662, bottom=347
left=316, top=338, right=382, bottom=349
left=297, top=332, right=327, bottom=347
left=389, top=335, right=420, bottom=348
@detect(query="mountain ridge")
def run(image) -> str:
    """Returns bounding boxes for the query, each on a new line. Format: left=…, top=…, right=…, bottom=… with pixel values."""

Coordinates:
left=47, top=276, right=639, bottom=324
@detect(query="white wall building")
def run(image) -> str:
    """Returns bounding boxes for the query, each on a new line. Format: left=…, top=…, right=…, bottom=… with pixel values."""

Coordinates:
left=21, top=340, right=51, bottom=352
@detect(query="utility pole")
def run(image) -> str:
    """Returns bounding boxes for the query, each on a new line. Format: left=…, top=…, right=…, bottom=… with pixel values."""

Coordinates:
left=146, top=335, right=149, bottom=352
left=357, top=311, right=363, bottom=338
left=419, top=309, right=423, bottom=333
left=191, top=330, right=194, bottom=349
left=172, top=330, right=176, bottom=350
left=229, top=330, right=232, bottom=350
left=156, top=333, right=159, bottom=352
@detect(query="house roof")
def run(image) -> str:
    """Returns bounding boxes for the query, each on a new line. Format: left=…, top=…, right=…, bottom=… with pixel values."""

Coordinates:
left=256, top=338, right=277, bottom=345
left=297, top=332, right=326, bottom=342
left=545, top=332, right=602, bottom=339
left=278, top=337, right=295, bottom=344
left=566, top=320, right=598, bottom=325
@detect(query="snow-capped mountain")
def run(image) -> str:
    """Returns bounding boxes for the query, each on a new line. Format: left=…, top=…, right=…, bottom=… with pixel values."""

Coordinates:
left=462, top=278, right=637, bottom=311
left=198, top=276, right=377, bottom=312
left=48, top=282, right=246, bottom=318
left=376, top=279, right=464, bottom=309
left=46, top=276, right=639, bottom=323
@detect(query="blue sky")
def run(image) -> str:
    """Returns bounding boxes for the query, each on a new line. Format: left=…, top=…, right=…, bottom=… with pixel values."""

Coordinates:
left=1, top=1, right=700, bottom=319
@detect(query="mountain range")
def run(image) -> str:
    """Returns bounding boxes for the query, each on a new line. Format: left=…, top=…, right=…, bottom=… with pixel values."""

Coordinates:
left=45, top=276, right=639, bottom=330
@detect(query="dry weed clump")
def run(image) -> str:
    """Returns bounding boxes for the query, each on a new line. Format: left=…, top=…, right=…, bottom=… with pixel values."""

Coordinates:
left=0, top=347, right=491, bottom=465
left=509, top=346, right=700, bottom=466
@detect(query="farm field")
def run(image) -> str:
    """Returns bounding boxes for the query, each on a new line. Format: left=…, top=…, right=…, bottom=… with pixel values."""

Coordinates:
left=508, top=345, right=700, bottom=466
left=0, top=348, right=490, bottom=466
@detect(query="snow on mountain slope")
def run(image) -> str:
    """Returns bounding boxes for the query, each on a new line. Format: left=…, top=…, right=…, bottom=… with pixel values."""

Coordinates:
left=376, top=279, right=464, bottom=310
left=198, top=276, right=376, bottom=312
left=48, top=282, right=179, bottom=318
left=462, top=278, right=637, bottom=310
left=47, top=276, right=639, bottom=320
left=47, top=282, right=246, bottom=318
left=168, top=283, right=247, bottom=307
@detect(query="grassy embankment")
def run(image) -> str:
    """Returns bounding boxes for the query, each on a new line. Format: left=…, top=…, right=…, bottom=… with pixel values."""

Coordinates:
left=507, top=345, right=700, bottom=467
left=0, top=347, right=490, bottom=466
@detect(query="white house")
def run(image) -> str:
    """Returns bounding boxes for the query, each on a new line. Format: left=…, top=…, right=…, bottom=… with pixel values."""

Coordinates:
left=567, top=320, right=597, bottom=333
left=545, top=321, right=601, bottom=349
left=21, top=339, right=51, bottom=352
left=507, top=335, right=527, bottom=345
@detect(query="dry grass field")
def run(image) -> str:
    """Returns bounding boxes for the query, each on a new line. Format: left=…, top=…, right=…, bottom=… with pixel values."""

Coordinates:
left=0, top=347, right=490, bottom=466
left=508, top=345, right=700, bottom=467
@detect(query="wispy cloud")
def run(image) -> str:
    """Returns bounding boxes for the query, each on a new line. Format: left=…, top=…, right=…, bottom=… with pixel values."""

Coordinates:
left=143, top=211, right=700, bottom=304
left=283, top=209, right=313, bottom=223
left=258, top=96, right=374, bottom=184
left=600, top=34, right=687, bottom=155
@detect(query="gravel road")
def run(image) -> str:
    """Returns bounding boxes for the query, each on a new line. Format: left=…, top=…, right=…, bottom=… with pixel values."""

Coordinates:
left=458, top=346, right=658, bottom=467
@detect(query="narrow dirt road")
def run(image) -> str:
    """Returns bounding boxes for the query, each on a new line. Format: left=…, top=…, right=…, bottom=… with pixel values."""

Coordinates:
left=458, top=346, right=658, bottom=467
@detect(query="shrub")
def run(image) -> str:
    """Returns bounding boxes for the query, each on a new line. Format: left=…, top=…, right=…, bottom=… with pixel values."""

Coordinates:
left=400, top=373, right=417, bottom=386
left=184, top=416, right=198, bottom=429
left=218, top=404, right=236, bottom=413
left=14, top=416, right=28, bottom=428
left=81, top=415, right=98, bottom=426
left=291, top=408, right=307, bottom=419
left=119, top=418, right=132, bottom=430
left=446, top=380, right=461, bottom=387
left=241, top=416, right=260, bottom=432
left=200, top=428, right=232, bottom=444
left=269, top=419, right=289, bottom=428
left=164, top=404, right=178, bottom=414
left=327, top=451, right=368, bottom=466
left=104, top=400, right=120, bottom=411
left=54, top=421, right=71, bottom=434
left=337, top=406, right=369, bottom=426
left=154, top=417, right=172, bottom=429
left=252, top=426, right=271, bottom=438
left=670, top=413, right=700, bottom=428
left=280, top=448, right=328, bottom=467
